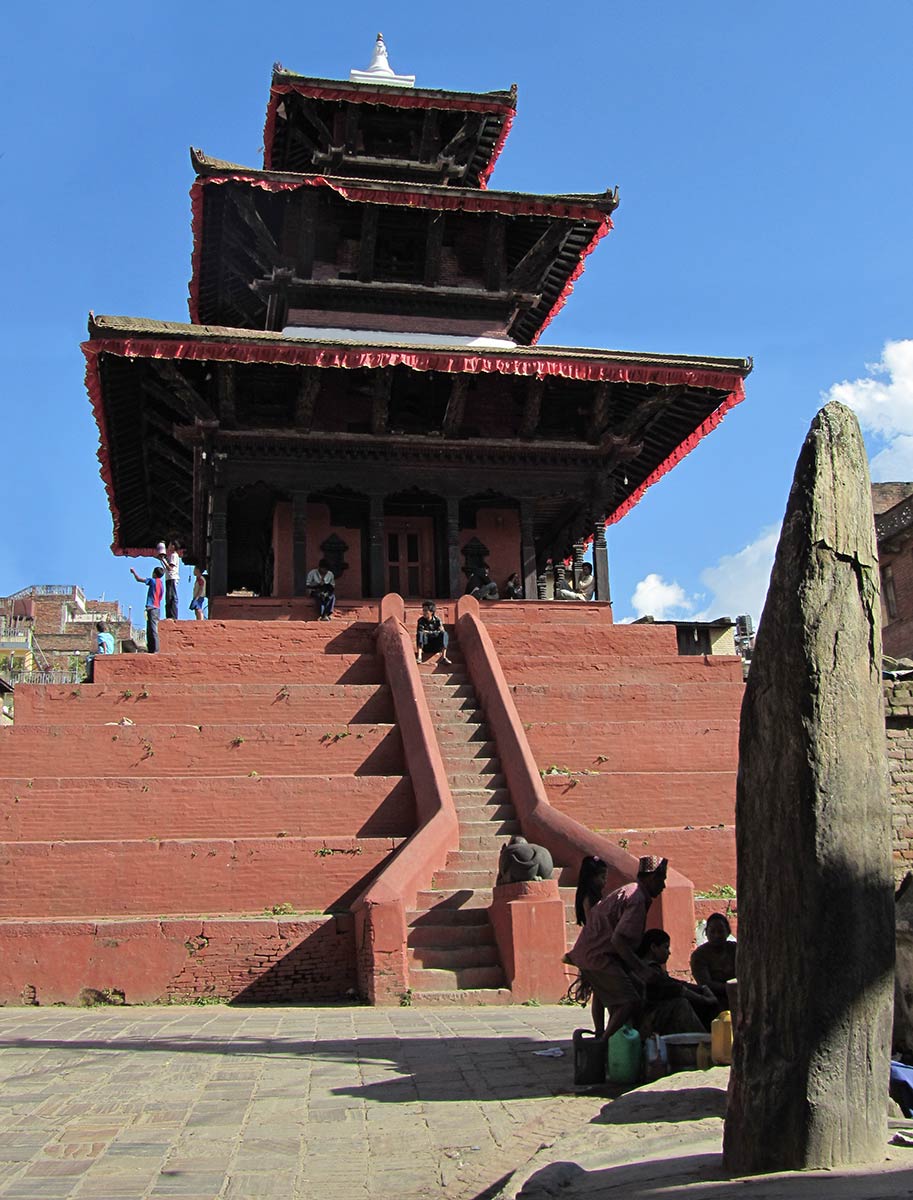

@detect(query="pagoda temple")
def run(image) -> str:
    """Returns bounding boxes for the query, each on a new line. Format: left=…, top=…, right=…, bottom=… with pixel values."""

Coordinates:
left=84, top=35, right=750, bottom=607
left=0, top=39, right=748, bottom=1009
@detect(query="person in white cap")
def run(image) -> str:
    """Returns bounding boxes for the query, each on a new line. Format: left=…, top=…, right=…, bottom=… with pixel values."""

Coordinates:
left=157, top=540, right=183, bottom=621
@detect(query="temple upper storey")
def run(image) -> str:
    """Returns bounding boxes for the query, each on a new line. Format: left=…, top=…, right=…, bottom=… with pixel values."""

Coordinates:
left=265, top=38, right=516, bottom=187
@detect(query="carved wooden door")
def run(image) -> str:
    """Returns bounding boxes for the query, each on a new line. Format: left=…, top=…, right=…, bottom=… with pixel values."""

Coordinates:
left=384, top=517, right=434, bottom=597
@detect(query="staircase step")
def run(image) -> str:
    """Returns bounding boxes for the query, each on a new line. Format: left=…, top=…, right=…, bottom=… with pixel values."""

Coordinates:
left=415, top=888, right=493, bottom=908
left=446, top=849, right=502, bottom=869
left=407, top=906, right=491, bottom=928
left=433, top=869, right=497, bottom=890
left=406, top=921, right=496, bottom=947
left=410, top=987, right=513, bottom=1006
left=434, top=724, right=489, bottom=743
left=459, top=827, right=520, bottom=848
left=407, top=944, right=501, bottom=970
left=447, top=772, right=506, bottom=790
left=450, top=804, right=516, bottom=823
left=408, top=965, right=506, bottom=991
left=441, top=742, right=498, bottom=761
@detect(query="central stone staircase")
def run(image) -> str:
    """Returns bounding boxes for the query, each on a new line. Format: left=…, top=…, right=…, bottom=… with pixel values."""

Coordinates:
left=405, top=625, right=519, bottom=1004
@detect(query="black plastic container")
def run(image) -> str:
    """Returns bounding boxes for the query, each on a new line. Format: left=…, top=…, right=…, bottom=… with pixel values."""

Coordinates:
left=573, top=1028, right=606, bottom=1085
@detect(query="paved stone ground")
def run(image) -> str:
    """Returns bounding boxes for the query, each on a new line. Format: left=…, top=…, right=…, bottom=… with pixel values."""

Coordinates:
left=0, top=1004, right=611, bottom=1200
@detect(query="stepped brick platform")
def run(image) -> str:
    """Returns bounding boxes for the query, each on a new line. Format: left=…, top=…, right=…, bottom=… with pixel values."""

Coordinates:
left=481, top=602, right=741, bottom=940
left=0, top=601, right=743, bottom=1006
left=0, top=613, right=407, bottom=1004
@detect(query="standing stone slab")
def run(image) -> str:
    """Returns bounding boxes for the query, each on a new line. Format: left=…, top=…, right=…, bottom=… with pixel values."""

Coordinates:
left=723, top=401, right=893, bottom=1173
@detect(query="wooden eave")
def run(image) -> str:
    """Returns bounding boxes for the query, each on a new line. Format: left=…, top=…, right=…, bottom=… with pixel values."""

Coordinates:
left=188, top=155, right=618, bottom=344
left=264, top=73, right=517, bottom=185
left=83, top=315, right=750, bottom=555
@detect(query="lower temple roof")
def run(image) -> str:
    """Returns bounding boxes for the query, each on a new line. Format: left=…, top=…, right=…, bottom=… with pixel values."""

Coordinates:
left=83, top=314, right=751, bottom=556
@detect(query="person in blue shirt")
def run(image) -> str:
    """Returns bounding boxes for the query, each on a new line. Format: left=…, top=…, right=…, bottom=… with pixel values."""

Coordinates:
left=96, top=622, right=115, bottom=655
left=130, top=566, right=165, bottom=653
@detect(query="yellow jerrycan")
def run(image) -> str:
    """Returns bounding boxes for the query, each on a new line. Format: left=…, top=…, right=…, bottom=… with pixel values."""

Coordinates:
left=711, top=1010, right=733, bottom=1065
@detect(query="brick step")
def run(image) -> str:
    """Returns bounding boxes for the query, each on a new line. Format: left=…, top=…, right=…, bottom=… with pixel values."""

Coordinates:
left=407, top=944, right=501, bottom=970
left=159, top=620, right=376, bottom=654
left=212, top=599, right=379, bottom=622
left=495, top=656, right=744, bottom=684
left=0, top=836, right=394, bottom=918
left=420, top=673, right=470, bottom=688
left=427, top=701, right=482, bottom=719
left=0, top=723, right=403, bottom=778
left=541, top=774, right=734, bottom=827
left=528, top=722, right=738, bottom=773
left=511, top=681, right=745, bottom=722
left=409, top=987, right=513, bottom=1006
left=0, top=775, right=415, bottom=841
left=406, top=921, right=495, bottom=948
left=446, top=849, right=502, bottom=869
left=433, top=723, right=489, bottom=744
left=415, top=888, right=492, bottom=909
left=488, top=627, right=680, bottom=655
left=451, top=804, right=517, bottom=823
left=459, top=825, right=520, bottom=848
left=407, top=906, right=491, bottom=928
left=449, top=772, right=507, bottom=790
left=13, top=682, right=395, bottom=727
left=597, top=826, right=736, bottom=893
left=479, top=602, right=613, bottom=624
left=407, top=965, right=506, bottom=991
left=94, top=654, right=384, bottom=684
left=433, top=869, right=497, bottom=890
left=440, top=740, right=498, bottom=759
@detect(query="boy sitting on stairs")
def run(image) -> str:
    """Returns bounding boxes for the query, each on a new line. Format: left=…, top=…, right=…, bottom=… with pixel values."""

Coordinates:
left=416, top=601, right=451, bottom=666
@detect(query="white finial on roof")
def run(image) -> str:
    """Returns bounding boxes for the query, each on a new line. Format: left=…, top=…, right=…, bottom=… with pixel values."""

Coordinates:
left=349, top=32, right=415, bottom=88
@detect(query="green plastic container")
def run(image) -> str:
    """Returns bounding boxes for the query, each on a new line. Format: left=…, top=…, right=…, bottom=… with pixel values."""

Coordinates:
left=607, top=1024, right=641, bottom=1084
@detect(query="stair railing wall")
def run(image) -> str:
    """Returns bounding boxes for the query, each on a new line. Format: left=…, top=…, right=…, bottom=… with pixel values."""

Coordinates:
left=351, top=594, right=460, bottom=1004
left=453, top=594, right=697, bottom=971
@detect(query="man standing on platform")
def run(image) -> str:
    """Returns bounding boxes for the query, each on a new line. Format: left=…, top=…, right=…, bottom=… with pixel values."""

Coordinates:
left=130, top=566, right=165, bottom=653
left=157, top=540, right=183, bottom=620
left=565, top=855, right=669, bottom=1042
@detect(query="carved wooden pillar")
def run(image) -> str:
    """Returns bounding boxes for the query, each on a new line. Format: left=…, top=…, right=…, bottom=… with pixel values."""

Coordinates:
left=210, top=487, right=228, bottom=599
left=520, top=500, right=537, bottom=601
left=554, top=561, right=566, bottom=599
left=292, top=491, right=309, bottom=597
left=446, top=496, right=462, bottom=599
left=536, top=569, right=548, bottom=600
left=571, top=539, right=585, bottom=590
left=592, top=514, right=610, bottom=604
left=367, top=494, right=386, bottom=597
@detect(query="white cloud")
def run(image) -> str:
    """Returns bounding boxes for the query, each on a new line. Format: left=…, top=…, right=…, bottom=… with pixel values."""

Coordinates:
left=630, top=573, right=694, bottom=620
left=825, top=340, right=913, bottom=479
left=693, top=525, right=779, bottom=623
left=627, top=525, right=779, bottom=627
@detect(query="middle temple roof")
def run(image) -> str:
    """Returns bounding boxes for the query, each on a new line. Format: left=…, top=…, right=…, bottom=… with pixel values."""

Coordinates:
left=189, top=151, right=619, bottom=346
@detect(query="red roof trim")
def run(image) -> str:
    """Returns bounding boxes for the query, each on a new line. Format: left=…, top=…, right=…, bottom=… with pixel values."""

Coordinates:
left=478, top=110, right=514, bottom=190
left=186, top=173, right=613, bottom=326
left=82, top=343, right=124, bottom=555
left=263, top=81, right=517, bottom=171
left=83, top=334, right=746, bottom=542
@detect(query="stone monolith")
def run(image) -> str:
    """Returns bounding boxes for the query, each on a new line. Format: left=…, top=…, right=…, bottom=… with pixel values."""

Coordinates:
left=723, top=401, right=894, bottom=1173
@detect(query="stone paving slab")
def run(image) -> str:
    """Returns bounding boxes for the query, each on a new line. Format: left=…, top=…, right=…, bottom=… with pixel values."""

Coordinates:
left=0, top=1004, right=609, bottom=1199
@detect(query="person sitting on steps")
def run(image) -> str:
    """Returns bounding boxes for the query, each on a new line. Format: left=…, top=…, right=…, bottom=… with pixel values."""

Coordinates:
left=306, top=558, right=336, bottom=621
left=465, top=565, right=499, bottom=601
left=416, top=601, right=451, bottom=665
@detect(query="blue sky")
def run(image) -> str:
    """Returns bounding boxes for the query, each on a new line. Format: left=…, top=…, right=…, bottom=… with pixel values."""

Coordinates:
left=3, top=2, right=911, bottom=625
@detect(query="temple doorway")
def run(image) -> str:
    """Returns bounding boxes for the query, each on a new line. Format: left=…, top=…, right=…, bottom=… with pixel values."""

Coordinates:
left=384, top=516, right=434, bottom=597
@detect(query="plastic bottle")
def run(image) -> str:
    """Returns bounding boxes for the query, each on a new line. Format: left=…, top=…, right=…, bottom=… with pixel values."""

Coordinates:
left=643, top=1033, right=669, bottom=1081
left=572, top=1028, right=606, bottom=1085
left=607, top=1024, right=642, bottom=1083
left=711, top=1010, right=733, bottom=1065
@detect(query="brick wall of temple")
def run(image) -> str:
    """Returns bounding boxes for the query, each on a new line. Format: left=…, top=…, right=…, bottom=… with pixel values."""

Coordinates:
left=886, top=680, right=913, bottom=880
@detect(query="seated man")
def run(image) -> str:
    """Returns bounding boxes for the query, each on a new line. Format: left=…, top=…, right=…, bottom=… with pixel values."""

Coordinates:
left=565, top=855, right=669, bottom=1042
left=306, top=558, right=336, bottom=620
left=555, top=563, right=595, bottom=601
left=465, top=565, right=499, bottom=601
left=638, top=928, right=715, bottom=1036
left=415, top=601, right=450, bottom=665
left=496, top=835, right=554, bottom=884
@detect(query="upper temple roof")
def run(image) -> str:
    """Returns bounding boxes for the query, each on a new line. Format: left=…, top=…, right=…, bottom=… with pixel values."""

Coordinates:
left=264, top=68, right=517, bottom=187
